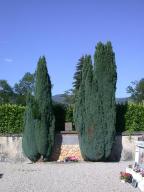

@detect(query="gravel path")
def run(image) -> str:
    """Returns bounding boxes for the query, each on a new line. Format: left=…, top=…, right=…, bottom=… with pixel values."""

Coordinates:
left=0, top=161, right=140, bottom=192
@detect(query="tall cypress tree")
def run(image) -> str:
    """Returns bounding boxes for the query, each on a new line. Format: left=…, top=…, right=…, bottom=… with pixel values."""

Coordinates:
left=74, top=55, right=94, bottom=159
left=22, top=93, right=40, bottom=162
left=74, top=42, right=117, bottom=161
left=34, top=56, right=55, bottom=160
left=77, top=55, right=94, bottom=160
left=94, top=42, right=117, bottom=158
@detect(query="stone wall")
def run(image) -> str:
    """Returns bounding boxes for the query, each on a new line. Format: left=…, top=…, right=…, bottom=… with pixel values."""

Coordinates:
left=0, top=136, right=27, bottom=162
left=0, top=133, right=142, bottom=162
left=110, top=135, right=140, bottom=161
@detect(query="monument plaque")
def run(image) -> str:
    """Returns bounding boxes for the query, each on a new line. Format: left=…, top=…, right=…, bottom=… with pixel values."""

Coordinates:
left=135, top=137, right=144, bottom=168
left=65, top=122, right=72, bottom=131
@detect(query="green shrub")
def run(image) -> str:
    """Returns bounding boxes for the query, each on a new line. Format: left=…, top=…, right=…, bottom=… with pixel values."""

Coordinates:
left=0, top=104, right=25, bottom=134
left=65, top=105, right=73, bottom=122
left=116, top=103, right=144, bottom=133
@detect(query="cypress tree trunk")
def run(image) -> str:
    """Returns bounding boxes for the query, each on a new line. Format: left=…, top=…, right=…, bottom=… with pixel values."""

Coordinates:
left=22, top=93, right=40, bottom=162
left=35, top=56, right=55, bottom=160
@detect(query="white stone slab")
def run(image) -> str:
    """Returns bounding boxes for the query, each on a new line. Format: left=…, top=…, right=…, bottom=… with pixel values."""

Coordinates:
left=126, top=167, right=144, bottom=191
left=135, top=141, right=144, bottom=148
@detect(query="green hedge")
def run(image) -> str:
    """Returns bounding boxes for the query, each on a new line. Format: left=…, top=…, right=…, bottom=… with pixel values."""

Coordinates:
left=1, top=103, right=144, bottom=134
left=0, top=104, right=25, bottom=134
left=65, top=105, right=73, bottom=122
left=116, top=103, right=144, bottom=133
left=0, top=103, right=74, bottom=134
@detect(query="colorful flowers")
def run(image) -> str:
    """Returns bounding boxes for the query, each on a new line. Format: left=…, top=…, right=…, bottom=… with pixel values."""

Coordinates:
left=64, top=156, right=79, bottom=162
left=120, top=172, right=132, bottom=183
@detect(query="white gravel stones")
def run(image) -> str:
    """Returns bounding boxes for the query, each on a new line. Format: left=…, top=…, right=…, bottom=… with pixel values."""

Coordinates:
left=0, top=161, right=139, bottom=192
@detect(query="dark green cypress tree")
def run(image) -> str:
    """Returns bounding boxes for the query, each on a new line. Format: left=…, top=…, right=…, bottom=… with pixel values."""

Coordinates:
left=35, top=56, right=55, bottom=160
left=22, top=93, right=40, bottom=162
left=73, top=56, right=85, bottom=134
left=94, top=42, right=117, bottom=159
left=77, top=55, right=94, bottom=160
left=74, top=42, right=117, bottom=161
left=74, top=55, right=94, bottom=159
left=95, top=42, right=117, bottom=158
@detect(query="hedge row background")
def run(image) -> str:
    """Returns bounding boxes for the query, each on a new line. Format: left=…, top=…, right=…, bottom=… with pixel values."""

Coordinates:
left=116, top=104, right=144, bottom=133
left=0, top=104, right=25, bottom=134
left=0, top=104, right=74, bottom=134
left=0, top=103, right=144, bottom=134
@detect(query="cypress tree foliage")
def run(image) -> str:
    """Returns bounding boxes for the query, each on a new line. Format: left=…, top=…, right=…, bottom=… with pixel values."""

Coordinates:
left=74, top=55, right=94, bottom=159
left=74, top=42, right=117, bottom=161
left=73, top=56, right=86, bottom=133
left=77, top=55, right=94, bottom=160
left=22, top=93, right=40, bottom=162
left=34, top=56, right=55, bottom=160
left=93, top=42, right=117, bottom=159
left=73, top=56, right=85, bottom=91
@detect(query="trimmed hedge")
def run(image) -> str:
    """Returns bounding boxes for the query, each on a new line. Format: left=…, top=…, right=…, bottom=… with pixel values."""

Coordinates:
left=0, top=104, right=25, bottom=134
left=65, top=105, right=73, bottom=122
left=1, top=103, right=144, bottom=134
left=116, top=104, right=144, bottom=133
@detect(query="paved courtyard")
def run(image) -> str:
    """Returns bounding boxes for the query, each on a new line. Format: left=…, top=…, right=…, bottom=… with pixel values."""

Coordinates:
left=0, top=161, right=139, bottom=192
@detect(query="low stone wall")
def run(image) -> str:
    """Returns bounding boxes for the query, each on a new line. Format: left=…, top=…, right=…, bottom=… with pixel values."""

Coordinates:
left=110, top=135, right=139, bottom=161
left=0, top=136, right=27, bottom=162
left=0, top=133, right=142, bottom=162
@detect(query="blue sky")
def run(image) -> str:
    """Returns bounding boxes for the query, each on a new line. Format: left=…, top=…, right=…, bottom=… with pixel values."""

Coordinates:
left=0, top=0, right=144, bottom=97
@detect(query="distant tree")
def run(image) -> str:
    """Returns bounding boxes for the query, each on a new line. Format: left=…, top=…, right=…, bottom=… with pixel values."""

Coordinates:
left=14, top=72, right=35, bottom=95
left=127, top=78, right=144, bottom=103
left=34, top=56, right=55, bottom=160
left=14, top=72, right=35, bottom=105
left=63, top=89, right=75, bottom=105
left=65, top=105, right=74, bottom=122
left=0, top=80, right=14, bottom=104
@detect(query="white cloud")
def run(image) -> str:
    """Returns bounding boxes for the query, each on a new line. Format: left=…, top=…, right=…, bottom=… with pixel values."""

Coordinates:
left=4, top=58, right=13, bottom=63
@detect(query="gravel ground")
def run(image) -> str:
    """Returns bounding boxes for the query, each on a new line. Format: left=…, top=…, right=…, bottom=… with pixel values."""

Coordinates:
left=0, top=161, right=140, bottom=192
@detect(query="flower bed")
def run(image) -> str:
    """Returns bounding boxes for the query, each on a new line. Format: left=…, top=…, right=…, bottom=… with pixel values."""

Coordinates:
left=120, top=172, right=132, bottom=183
left=64, top=156, right=79, bottom=162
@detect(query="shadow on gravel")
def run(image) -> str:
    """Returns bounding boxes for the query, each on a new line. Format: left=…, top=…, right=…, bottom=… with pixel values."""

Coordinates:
left=0, top=173, right=3, bottom=178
